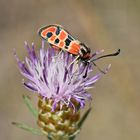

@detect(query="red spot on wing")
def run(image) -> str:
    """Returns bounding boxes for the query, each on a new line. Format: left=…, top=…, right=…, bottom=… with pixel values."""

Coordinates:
left=41, top=27, right=56, bottom=38
left=69, top=42, right=80, bottom=55
left=59, top=30, right=67, bottom=40
left=59, top=41, right=65, bottom=48
left=49, top=35, right=56, bottom=42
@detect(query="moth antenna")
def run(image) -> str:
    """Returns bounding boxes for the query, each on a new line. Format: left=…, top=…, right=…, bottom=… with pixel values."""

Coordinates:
left=89, top=49, right=120, bottom=62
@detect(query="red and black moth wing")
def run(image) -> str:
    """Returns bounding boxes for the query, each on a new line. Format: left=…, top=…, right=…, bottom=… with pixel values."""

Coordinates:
left=38, top=24, right=81, bottom=55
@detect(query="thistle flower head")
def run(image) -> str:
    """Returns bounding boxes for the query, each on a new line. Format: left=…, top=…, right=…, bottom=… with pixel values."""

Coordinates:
left=14, top=41, right=106, bottom=138
left=14, top=41, right=101, bottom=112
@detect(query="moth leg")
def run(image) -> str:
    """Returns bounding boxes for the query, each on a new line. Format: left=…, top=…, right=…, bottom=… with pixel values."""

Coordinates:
left=83, top=62, right=90, bottom=78
left=67, top=55, right=80, bottom=70
left=92, top=62, right=107, bottom=74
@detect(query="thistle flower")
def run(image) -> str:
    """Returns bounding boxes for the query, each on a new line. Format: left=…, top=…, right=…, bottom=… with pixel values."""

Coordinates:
left=14, top=41, right=102, bottom=139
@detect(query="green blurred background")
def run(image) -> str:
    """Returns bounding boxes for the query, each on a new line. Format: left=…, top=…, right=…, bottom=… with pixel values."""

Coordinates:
left=0, top=0, right=140, bottom=140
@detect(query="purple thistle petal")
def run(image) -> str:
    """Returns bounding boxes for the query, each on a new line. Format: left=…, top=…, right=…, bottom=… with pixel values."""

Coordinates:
left=46, top=47, right=51, bottom=66
left=24, top=42, right=36, bottom=61
left=23, top=82, right=38, bottom=92
left=65, top=52, right=69, bottom=65
left=63, top=67, right=68, bottom=83
left=14, top=50, right=32, bottom=76
left=69, top=101, right=76, bottom=112
left=51, top=101, right=58, bottom=112
left=31, top=43, right=37, bottom=60
left=85, top=74, right=101, bottom=87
